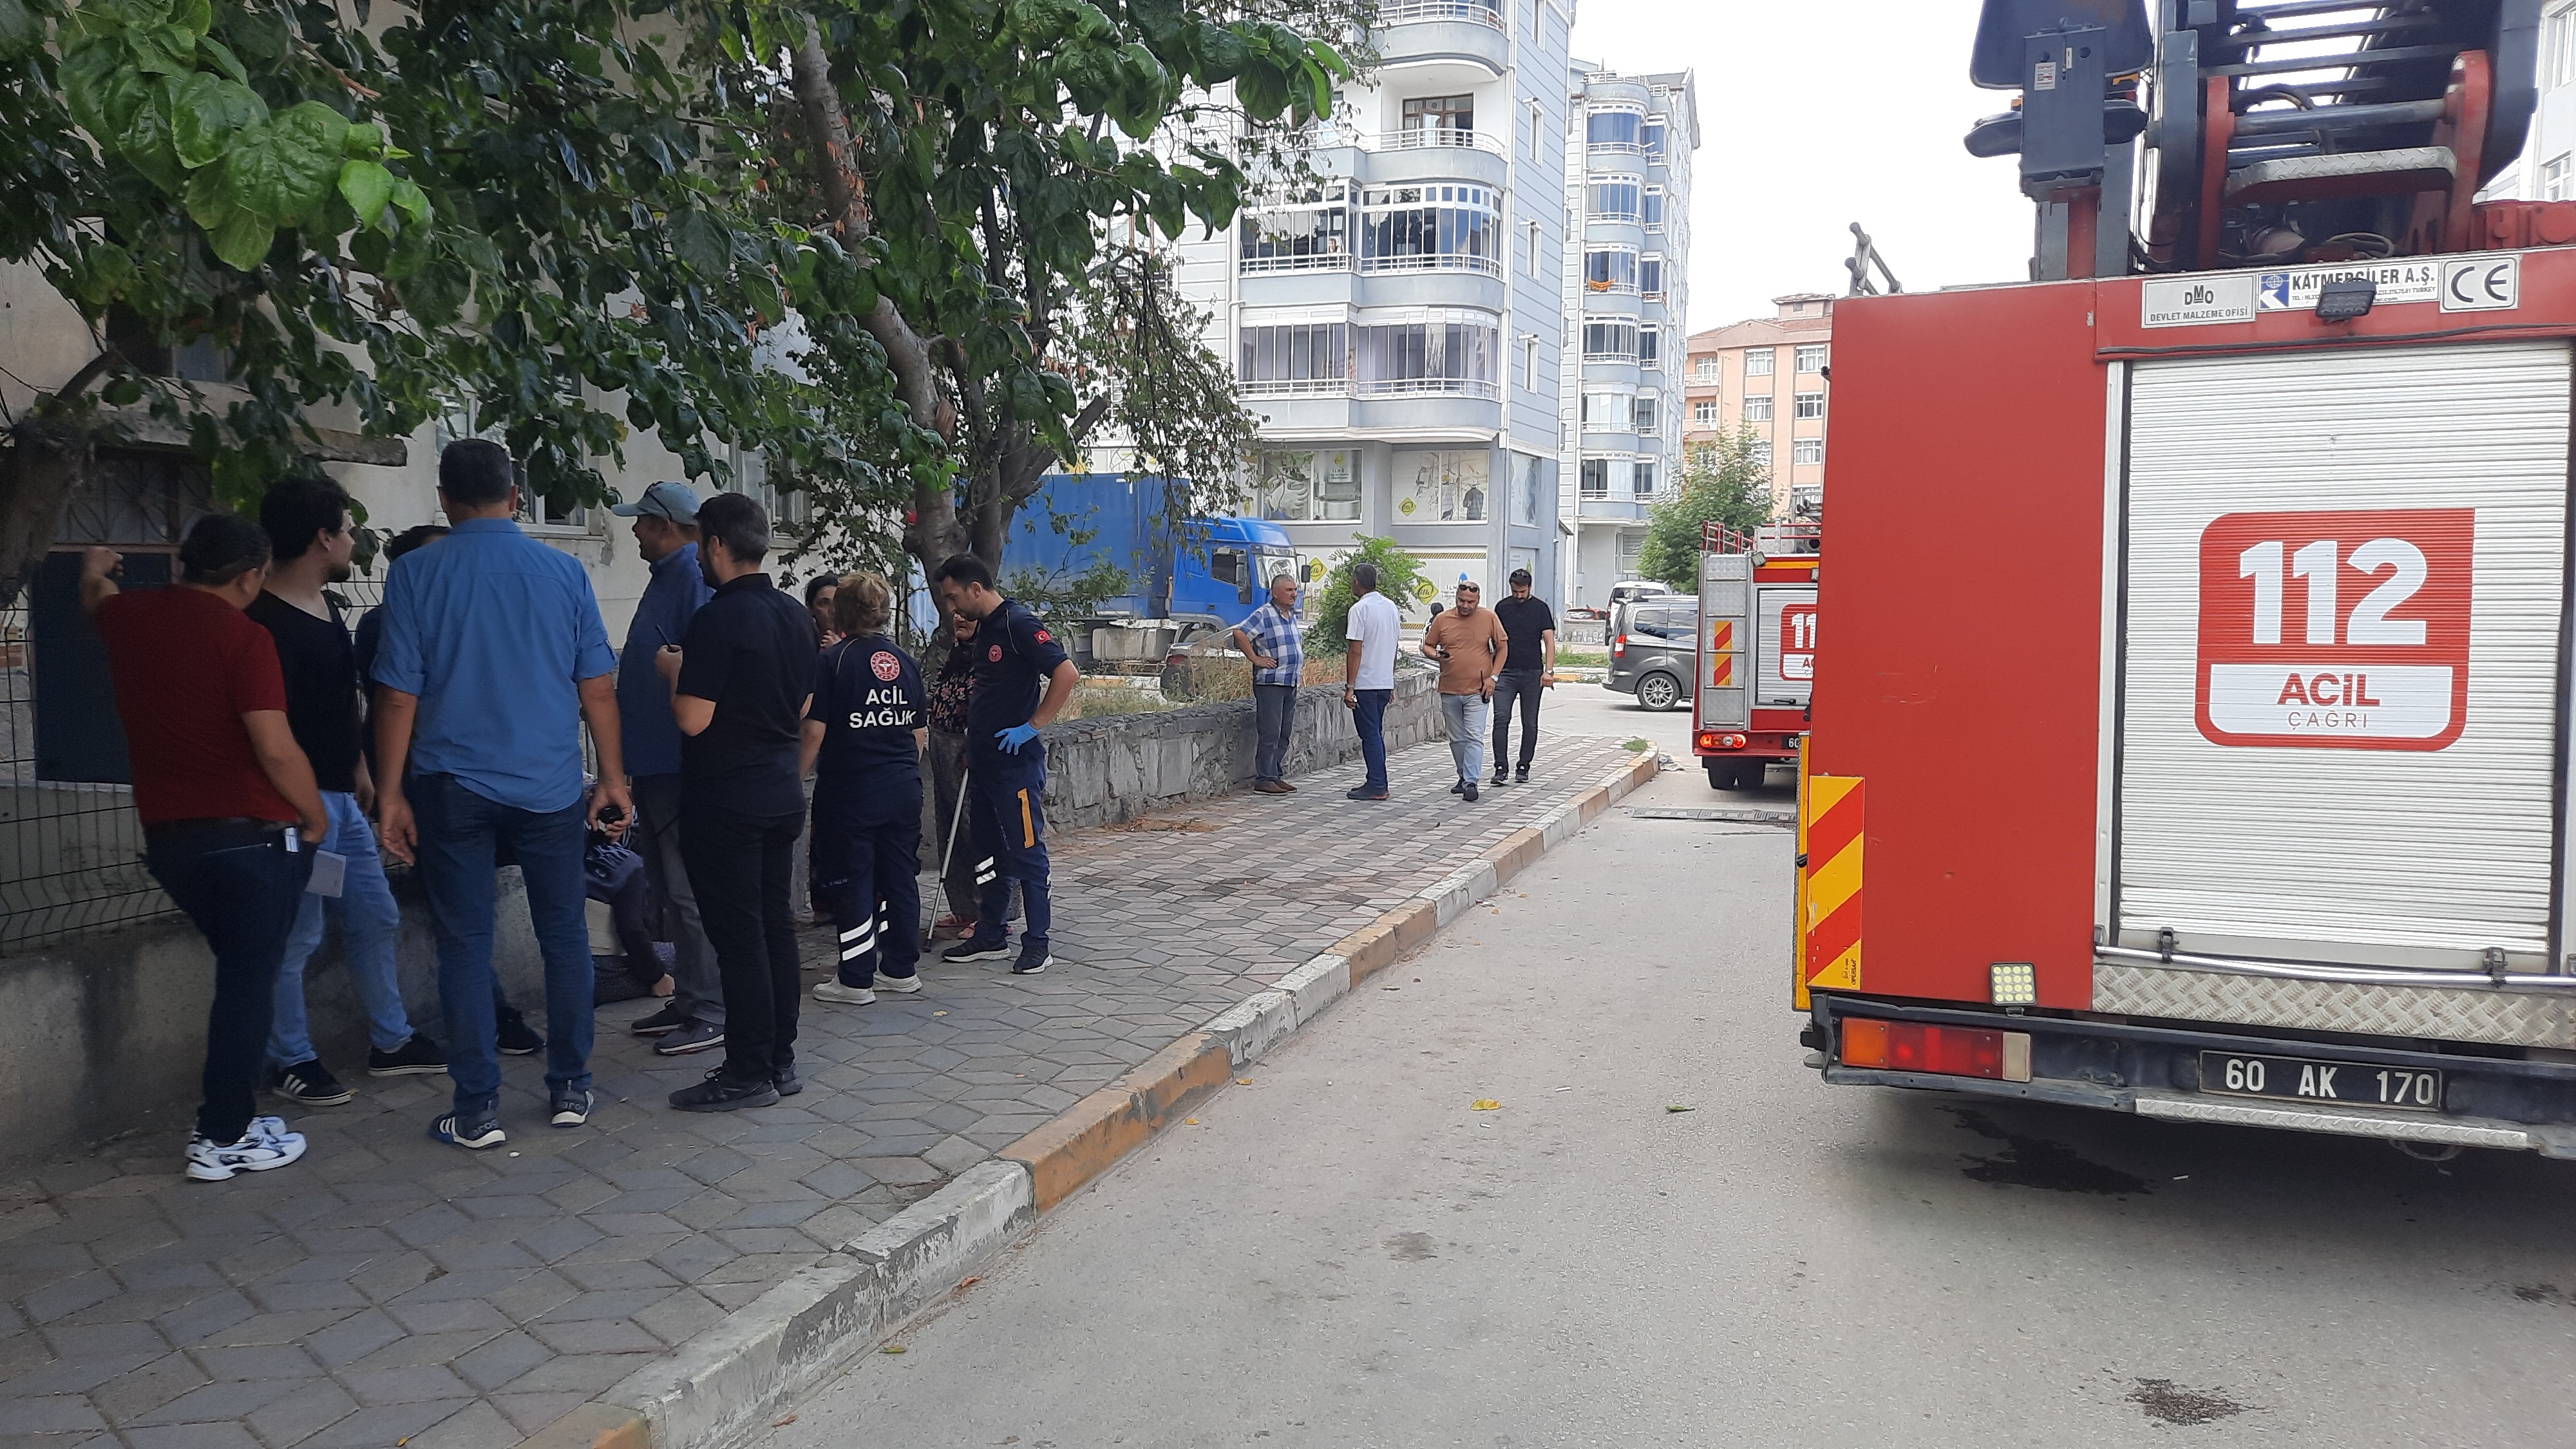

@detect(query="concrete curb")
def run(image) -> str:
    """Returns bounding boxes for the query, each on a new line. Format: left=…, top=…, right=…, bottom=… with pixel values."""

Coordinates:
left=558, top=748, right=1657, bottom=1448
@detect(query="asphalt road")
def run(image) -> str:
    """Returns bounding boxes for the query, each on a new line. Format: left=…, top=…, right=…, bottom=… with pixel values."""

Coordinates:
left=762, top=762, right=2576, bottom=1448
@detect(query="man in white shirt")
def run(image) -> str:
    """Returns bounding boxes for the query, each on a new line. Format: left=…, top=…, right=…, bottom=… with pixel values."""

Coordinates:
left=1340, top=562, right=1403, bottom=800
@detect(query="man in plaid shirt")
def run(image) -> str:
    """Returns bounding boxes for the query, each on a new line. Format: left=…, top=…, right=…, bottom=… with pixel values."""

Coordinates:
left=1231, top=574, right=1305, bottom=794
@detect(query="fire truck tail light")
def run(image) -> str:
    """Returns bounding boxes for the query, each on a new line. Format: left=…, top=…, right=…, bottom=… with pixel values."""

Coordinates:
left=1699, top=732, right=1747, bottom=750
left=1837, top=1018, right=2032, bottom=1083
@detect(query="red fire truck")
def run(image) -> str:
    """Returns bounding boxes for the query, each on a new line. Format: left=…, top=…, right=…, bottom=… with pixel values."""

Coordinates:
left=1695, top=520, right=1818, bottom=791
left=1799, top=0, right=2576, bottom=1157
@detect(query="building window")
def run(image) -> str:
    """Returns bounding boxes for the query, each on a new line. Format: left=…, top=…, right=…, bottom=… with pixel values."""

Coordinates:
left=1743, top=394, right=1774, bottom=422
left=1745, top=347, right=1776, bottom=377
left=1794, top=391, right=1824, bottom=419
left=1583, top=248, right=1638, bottom=293
left=1633, top=395, right=1658, bottom=434
left=1238, top=321, right=1350, bottom=395
left=1795, top=344, right=1827, bottom=373
left=1615, top=530, right=1644, bottom=573
left=1580, top=390, right=1631, bottom=431
left=1528, top=101, right=1543, bottom=158
left=2548, top=152, right=2574, bottom=202
left=1240, top=186, right=1351, bottom=272
left=1356, top=310, right=1501, bottom=398
left=1580, top=457, right=1611, bottom=497
left=2552, top=6, right=2576, bottom=88
left=1521, top=336, right=1539, bottom=390
left=1359, top=184, right=1501, bottom=274
left=1401, top=94, right=1475, bottom=137
left=1524, top=220, right=1542, bottom=276
left=1256, top=450, right=1359, bottom=523
left=1633, top=460, right=1657, bottom=498
left=1586, top=108, right=1642, bottom=151
left=1692, top=355, right=1718, bottom=383
left=1642, top=118, right=1667, bottom=158
left=1749, top=440, right=1773, bottom=469
left=1692, top=400, right=1719, bottom=426
left=1641, top=187, right=1665, bottom=231
left=1586, top=177, right=1642, bottom=222
left=1792, top=438, right=1824, bottom=466
left=1639, top=255, right=1663, bottom=298
left=1638, top=325, right=1660, bottom=366
left=1581, top=319, right=1639, bottom=359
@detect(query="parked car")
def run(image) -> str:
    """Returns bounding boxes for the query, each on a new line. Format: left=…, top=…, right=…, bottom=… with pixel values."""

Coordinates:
left=1605, top=580, right=1679, bottom=611
left=1603, top=598, right=1697, bottom=710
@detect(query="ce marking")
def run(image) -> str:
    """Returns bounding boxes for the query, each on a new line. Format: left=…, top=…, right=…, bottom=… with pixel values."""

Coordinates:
left=2439, top=256, right=2521, bottom=312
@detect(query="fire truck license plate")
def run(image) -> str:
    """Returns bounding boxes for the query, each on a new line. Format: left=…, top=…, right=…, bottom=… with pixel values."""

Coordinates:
left=2197, top=1052, right=2443, bottom=1112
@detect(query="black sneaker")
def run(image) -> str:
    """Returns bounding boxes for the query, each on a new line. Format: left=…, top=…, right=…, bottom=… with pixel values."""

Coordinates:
left=1492, top=769, right=1510, bottom=786
left=1463, top=781, right=1479, bottom=802
left=366, top=1034, right=446, bottom=1078
left=1011, top=941, right=1053, bottom=976
left=1345, top=786, right=1387, bottom=801
left=1449, top=779, right=1464, bottom=795
left=1515, top=766, right=1530, bottom=784
left=629, top=1003, right=689, bottom=1037
left=494, top=1012, right=545, bottom=1057
left=775, top=1066, right=802, bottom=1097
left=429, top=1112, right=506, bottom=1150
left=270, top=1059, right=353, bottom=1106
left=942, top=934, right=1012, bottom=963
left=549, top=1088, right=593, bottom=1128
left=654, top=1019, right=725, bottom=1056
left=669, top=1069, right=780, bottom=1113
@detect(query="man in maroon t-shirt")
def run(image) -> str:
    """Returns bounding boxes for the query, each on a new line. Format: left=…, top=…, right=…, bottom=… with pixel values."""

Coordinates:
left=83, top=516, right=331, bottom=1183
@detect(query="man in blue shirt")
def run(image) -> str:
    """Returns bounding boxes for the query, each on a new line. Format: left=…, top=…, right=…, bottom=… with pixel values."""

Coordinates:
left=607, top=481, right=724, bottom=1057
left=374, top=440, right=630, bottom=1151
left=1230, top=573, right=1304, bottom=794
left=931, top=554, right=1079, bottom=977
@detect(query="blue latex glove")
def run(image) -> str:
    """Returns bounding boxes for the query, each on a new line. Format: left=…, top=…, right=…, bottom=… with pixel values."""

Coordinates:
left=994, top=723, right=1040, bottom=753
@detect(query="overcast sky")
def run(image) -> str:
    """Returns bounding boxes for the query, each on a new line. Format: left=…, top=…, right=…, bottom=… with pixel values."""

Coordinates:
left=1570, top=0, right=2037, bottom=330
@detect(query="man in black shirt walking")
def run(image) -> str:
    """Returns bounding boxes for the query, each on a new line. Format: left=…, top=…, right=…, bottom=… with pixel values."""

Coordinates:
left=1488, top=568, right=1558, bottom=786
left=252, top=477, right=446, bottom=1106
left=658, top=492, right=815, bottom=1110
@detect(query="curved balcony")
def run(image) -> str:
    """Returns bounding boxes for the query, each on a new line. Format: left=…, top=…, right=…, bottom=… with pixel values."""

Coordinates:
left=1362, top=132, right=1510, bottom=190
left=1377, top=0, right=1508, bottom=75
left=1358, top=267, right=1507, bottom=314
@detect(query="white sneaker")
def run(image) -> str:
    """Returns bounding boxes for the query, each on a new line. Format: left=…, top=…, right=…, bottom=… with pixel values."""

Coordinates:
left=813, top=980, right=876, bottom=1005
left=185, top=1124, right=308, bottom=1182
left=875, top=973, right=923, bottom=994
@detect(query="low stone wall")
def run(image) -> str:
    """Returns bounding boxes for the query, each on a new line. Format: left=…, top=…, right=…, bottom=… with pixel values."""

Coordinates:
left=0, top=874, right=545, bottom=1169
left=1043, top=667, right=1441, bottom=831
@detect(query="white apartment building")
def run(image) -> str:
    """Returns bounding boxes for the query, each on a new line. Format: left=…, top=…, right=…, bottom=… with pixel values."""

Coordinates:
left=2476, top=3, right=2575, bottom=200
left=1557, top=64, right=1698, bottom=611
left=1169, top=0, right=1578, bottom=606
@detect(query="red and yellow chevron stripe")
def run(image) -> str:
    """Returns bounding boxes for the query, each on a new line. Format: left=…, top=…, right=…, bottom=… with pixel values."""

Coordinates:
left=1708, top=620, right=1735, bottom=688
left=1793, top=752, right=1862, bottom=1006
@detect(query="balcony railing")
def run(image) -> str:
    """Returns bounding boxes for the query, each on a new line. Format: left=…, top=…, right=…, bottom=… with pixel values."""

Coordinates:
left=1238, top=377, right=1353, bottom=397
left=1241, top=252, right=1353, bottom=275
left=1358, top=377, right=1502, bottom=400
left=1372, top=128, right=1506, bottom=156
left=1587, top=140, right=1645, bottom=156
left=1359, top=252, right=1503, bottom=276
left=1381, top=0, right=1504, bottom=28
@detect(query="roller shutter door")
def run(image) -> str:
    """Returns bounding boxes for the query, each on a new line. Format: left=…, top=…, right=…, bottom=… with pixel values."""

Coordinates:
left=2116, top=341, right=2571, bottom=972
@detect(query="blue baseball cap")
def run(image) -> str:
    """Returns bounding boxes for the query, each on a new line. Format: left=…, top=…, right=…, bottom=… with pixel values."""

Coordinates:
left=609, top=480, right=702, bottom=522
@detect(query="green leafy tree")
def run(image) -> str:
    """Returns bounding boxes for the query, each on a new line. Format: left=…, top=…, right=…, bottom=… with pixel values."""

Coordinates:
left=1636, top=424, right=1775, bottom=591
left=1304, top=534, right=1424, bottom=658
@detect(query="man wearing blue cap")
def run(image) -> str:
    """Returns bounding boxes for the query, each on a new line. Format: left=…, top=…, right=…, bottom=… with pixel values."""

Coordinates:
left=609, top=482, right=724, bottom=1056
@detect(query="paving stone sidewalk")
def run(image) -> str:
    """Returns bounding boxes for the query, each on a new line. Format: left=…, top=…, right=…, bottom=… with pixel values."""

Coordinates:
left=0, top=733, right=1642, bottom=1449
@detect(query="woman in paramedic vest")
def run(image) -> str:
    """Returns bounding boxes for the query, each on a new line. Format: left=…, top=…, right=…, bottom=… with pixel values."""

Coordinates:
left=797, top=573, right=927, bottom=1005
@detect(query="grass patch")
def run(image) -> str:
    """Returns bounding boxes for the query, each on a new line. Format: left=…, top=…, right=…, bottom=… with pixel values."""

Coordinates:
left=1623, top=737, right=1653, bottom=753
left=1065, top=685, right=1171, bottom=719
left=1555, top=649, right=1607, bottom=668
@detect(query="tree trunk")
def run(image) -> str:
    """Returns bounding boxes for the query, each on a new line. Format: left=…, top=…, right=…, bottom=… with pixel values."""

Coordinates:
left=0, top=420, right=89, bottom=611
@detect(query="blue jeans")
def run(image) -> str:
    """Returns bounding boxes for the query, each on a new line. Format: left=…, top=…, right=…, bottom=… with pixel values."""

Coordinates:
left=144, top=821, right=314, bottom=1144
left=1252, top=682, right=1296, bottom=784
left=1440, top=692, right=1489, bottom=784
left=410, top=773, right=593, bottom=1117
left=1351, top=688, right=1392, bottom=791
left=270, top=791, right=416, bottom=1067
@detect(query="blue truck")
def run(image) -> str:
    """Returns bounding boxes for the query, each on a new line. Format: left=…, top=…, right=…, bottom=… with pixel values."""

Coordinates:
left=1005, top=473, right=1298, bottom=661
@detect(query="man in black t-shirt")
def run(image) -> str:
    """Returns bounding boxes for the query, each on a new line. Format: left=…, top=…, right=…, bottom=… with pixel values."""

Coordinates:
left=1488, top=568, right=1558, bottom=786
left=657, top=493, right=816, bottom=1111
left=252, top=478, right=446, bottom=1108
left=931, top=554, right=1079, bottom=977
